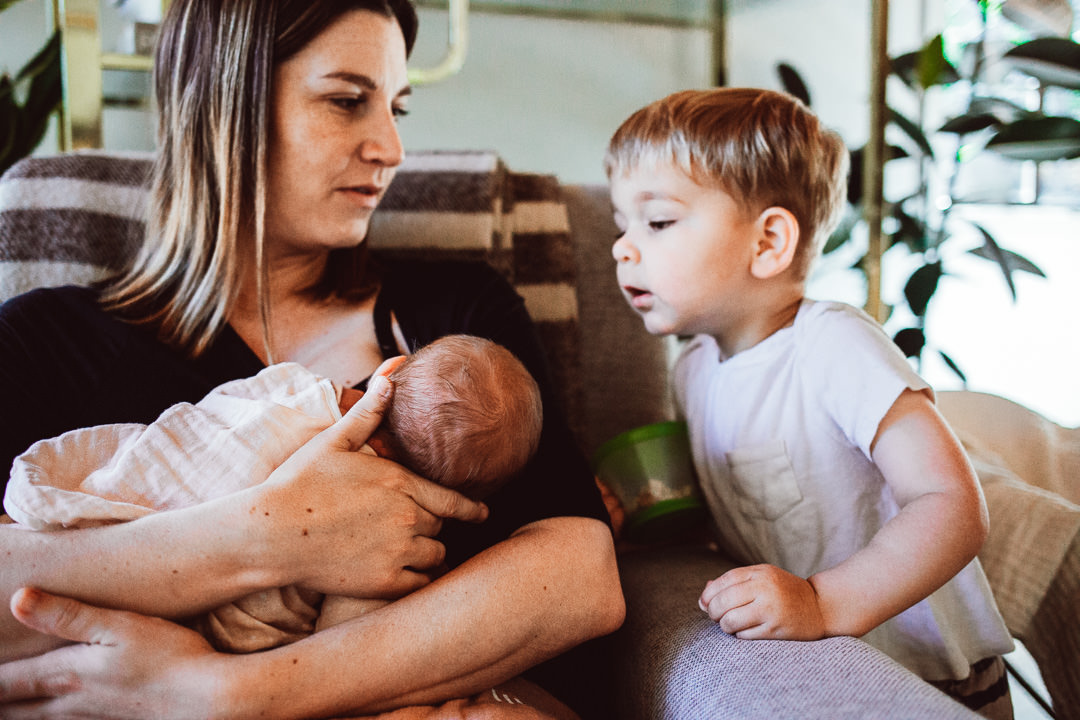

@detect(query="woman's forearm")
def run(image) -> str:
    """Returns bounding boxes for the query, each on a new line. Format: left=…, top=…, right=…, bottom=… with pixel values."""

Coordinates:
left=222, top=516, right=625, bottom=719
left=0, top=492, right=280, bottom=660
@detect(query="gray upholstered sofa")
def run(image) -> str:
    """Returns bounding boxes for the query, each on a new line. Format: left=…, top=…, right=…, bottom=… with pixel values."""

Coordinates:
left=6, top=150, right=1069, bottom=719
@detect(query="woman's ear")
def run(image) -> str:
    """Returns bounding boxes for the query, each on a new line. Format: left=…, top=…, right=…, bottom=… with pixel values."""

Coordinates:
left=750, top=207, right=799, bottom=280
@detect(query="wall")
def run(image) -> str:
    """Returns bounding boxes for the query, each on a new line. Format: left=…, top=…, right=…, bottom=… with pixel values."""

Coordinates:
left=2, top=0, right=1077, bottom=425
left=403, top=8, right=712, bottom=184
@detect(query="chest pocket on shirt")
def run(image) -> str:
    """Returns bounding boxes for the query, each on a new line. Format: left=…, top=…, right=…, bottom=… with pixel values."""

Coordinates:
left=726, top=441, right=803, bottom=520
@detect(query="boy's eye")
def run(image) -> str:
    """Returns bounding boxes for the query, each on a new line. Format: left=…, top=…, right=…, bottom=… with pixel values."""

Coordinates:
left=649, top=220, right=675, bottom=231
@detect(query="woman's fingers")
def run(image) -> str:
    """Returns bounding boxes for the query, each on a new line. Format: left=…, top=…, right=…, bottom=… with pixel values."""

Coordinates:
left=404, top=474, right=488, bottom=525
left=332, top=375, right=395, bottom=452
left=0, top=589, right=221, bottom=716
left=10, top=586, right=113, bottom=648
left=334, top=377, right=487, bottom=525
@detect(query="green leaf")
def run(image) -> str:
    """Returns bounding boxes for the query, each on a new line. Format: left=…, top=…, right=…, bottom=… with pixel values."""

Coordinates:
left=15, top=30, right=61, bottom=85
left=904, top=261, right=943, bottom=317
left=891, top=36, right=960, bottom=90
left=848, top=144, right=909, bottom=206
left=1001, top=0, right=1073, bottom=36
left=971, top=225, right=1018, bottom=300
left=0, top=77, right=20, bottom=176
left=891, top=204, right=929, bottom=253
left=986, top=116, right=1080, bottom=160
left=893, top=327, right=926, bottom=359
left=889, top=107, right=934, bottom=159
left=966, top=223, right=1046, bottom=300
left=1002, top=37, right=1080, bottom=89
left=938, top=350, right=967, bottom=384
left=823, top=207, right=859, bottom=255
left=918, top=35, right=959, bottom=89
left=0, top=0, right=26, bottom=13
left=969, top=97, right=1032, bottom=124
left=938, top=113, right=1000, bottom=134
left=967, top=245, right=1045, bottom=278
left=18, top=32, right=61, bottom=152
left=776, top=62, right=811, bottom=107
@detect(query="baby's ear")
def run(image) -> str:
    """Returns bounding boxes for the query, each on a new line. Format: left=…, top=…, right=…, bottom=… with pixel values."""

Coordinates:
left=750, top=207, right=799, bottom=280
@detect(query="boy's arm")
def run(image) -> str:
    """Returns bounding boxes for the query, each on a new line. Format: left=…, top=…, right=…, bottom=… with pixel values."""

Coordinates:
left=700, top=388, right=987, bottom=640
left=809, top=387, right=987, bottom=637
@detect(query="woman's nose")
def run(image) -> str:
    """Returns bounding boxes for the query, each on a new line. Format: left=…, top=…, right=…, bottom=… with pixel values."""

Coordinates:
left=360, top=108, right=405, bottom=167
left=612, top=233, right=640, bottom=263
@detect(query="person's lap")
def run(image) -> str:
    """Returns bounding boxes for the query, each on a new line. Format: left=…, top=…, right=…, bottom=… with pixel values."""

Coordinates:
left=350, top=678, right=580, bottom=720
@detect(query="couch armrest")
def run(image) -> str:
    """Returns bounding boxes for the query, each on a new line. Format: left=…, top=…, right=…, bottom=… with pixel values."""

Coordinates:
left=612, top=546, right=979, bottom=719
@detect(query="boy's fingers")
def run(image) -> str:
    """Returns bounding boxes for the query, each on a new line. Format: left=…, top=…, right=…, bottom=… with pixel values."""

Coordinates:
left=330, top=375, right=394, bottom=452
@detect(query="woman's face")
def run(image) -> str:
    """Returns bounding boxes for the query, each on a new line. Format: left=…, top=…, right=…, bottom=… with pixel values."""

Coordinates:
left=264, top=9, right=410, bottom=256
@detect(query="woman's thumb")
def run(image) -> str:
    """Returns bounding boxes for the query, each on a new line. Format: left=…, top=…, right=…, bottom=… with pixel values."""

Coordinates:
left=329, top=375, right=394, bottom=452
left=10, top=587, right=113, bottom=646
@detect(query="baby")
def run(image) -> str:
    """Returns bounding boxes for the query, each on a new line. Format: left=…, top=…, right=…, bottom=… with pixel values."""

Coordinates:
left=606, top=88, right=1014, bottom=718
left=4, top=334, right=543, bottom=652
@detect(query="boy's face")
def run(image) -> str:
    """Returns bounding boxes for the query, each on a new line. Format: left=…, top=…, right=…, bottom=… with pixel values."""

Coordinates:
left=610, top=162, right=759, bottom=340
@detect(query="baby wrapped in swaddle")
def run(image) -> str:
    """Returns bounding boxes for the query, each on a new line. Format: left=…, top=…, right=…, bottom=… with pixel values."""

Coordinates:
left=4, top=335, right=542, bottom=652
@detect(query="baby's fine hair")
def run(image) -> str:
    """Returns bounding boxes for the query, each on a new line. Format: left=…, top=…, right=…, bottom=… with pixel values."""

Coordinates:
left=383, top=335, right=543, bottom=498
left=604, top=87, right=849, bottom=279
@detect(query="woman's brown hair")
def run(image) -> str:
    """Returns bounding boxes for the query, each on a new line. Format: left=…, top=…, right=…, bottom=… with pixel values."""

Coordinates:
left=101, top=0, right=418, bottom=358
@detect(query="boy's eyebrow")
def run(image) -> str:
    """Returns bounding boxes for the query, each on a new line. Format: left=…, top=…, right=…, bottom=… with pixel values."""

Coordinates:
left=636, top=190, right=682, bottom=204
left=321, top=71, right=413, bottom=98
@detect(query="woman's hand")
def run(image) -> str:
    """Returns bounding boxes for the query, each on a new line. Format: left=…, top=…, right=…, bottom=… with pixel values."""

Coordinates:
left=699, top=564, right=827, bottom=641
left=0, top=588, right=226, bottom=719
left=245, top=374, right=490, bottom=599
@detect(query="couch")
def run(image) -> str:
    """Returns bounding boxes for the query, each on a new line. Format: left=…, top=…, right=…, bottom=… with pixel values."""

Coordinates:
left=2, top=150, right=1076, bottom=719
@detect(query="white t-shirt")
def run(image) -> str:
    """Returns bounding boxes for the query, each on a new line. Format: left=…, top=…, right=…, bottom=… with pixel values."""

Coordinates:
left=674, top=299, right=1013, bottom=681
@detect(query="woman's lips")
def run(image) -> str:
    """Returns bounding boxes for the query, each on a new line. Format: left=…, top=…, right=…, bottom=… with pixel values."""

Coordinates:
left=339, top=185, right=384, bottom=209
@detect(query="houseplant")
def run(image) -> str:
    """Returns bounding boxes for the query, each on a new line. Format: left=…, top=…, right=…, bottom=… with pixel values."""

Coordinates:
left=784, top=0, right=1080, bottom=380
left=0, top=0, right=62, bottom=176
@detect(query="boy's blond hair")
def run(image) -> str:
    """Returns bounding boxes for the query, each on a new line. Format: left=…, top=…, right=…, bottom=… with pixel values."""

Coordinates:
left=605, top=88, right=849, bottom=279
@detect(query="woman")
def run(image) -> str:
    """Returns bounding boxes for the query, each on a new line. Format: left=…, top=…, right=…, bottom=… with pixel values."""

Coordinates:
left=0, top=0, right=624, bottom=716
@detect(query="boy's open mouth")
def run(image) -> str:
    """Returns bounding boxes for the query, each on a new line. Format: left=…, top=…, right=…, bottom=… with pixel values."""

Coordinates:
left=624, top=286, right=652, bottom=308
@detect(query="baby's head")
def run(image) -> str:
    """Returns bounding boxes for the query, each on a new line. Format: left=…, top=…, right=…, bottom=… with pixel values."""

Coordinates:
left=378, top=335, right=543, bottom=499
left=605, top=87, right=848, bottom=279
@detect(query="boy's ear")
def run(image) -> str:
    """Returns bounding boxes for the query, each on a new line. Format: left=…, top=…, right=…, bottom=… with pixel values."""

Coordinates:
left=750, top=207, right=799, bottom=280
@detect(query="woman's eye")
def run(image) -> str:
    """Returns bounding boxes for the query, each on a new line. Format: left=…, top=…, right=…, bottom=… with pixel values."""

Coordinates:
left=331, top=96, right=364, bottom=111
left=392, top=106, right=410, bottom=120
left=649, top=220, right=675, bottom=231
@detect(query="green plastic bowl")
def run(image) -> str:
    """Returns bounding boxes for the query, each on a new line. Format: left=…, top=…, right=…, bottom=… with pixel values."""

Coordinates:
left=592, top=421, right=706, bottom=544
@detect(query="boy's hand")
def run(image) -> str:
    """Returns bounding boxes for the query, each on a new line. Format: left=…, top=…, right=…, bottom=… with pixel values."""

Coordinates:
left=698, top=564, right=827, bottom=641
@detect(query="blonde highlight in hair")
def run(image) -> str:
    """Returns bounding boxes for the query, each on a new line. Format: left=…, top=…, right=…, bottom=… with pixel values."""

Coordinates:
left=99, top=0, right=419, bottom=358
left=605, top=88, right=849, bottom=279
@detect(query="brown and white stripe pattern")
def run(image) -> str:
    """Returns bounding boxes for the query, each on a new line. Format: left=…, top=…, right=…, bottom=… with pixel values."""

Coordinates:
left=0, top=151, right=150, bottom=301
left=0, top=149, right=584, bottom=437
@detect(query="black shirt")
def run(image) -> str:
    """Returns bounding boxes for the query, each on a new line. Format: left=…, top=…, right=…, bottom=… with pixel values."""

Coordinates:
left=0, top=259, right=607, bottom=566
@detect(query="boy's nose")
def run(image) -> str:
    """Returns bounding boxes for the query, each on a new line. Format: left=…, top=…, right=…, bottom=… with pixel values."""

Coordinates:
left=612, top=234, right=640, bottom=263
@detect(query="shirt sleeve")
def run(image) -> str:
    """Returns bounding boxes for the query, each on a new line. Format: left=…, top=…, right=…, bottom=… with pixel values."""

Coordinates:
left=799, top=302, right=932, bottom=459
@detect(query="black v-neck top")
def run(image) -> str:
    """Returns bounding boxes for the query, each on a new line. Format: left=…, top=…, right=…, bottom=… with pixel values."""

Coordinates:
left=0, top=259, right=606, bottom=566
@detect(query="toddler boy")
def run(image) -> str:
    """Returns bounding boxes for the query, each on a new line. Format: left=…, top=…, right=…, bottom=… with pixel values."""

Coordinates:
left=605, top=88, right=1014, bottom=718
